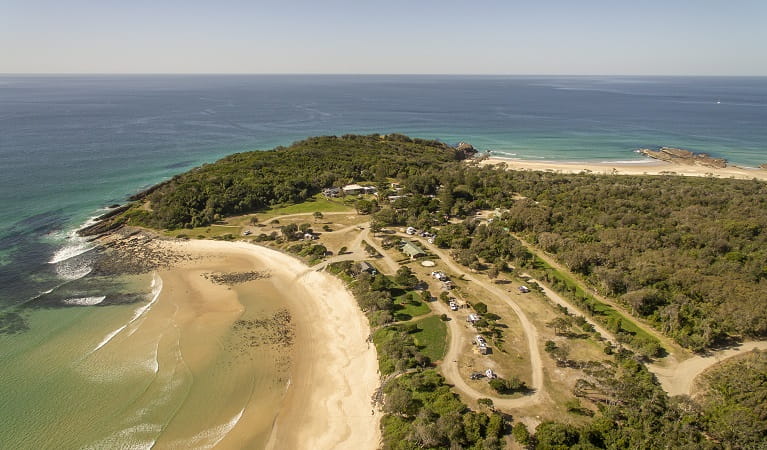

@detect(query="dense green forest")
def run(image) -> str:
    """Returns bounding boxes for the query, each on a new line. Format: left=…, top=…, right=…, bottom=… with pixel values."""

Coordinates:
left=370, top=164, right=767, bottom=351
left=428, top=168, right=767, bottom=351
left=115, top=134, right=766, bottom=349
left=106, top=134, right=767, bottom=448
left=695, top=350, right=767, bottom=447
left=123, top=134, right=468, bottom=229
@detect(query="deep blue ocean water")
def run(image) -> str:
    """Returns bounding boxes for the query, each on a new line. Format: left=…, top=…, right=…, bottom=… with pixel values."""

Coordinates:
left=1, top=75, right=766, bottom=307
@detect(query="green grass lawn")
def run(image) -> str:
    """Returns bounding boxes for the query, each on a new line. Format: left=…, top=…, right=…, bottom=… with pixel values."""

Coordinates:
left=393, top=291, right=431, bottom=320
left=164, top=224, right=241, bottom=239
left=412, top=316, right=448, bottom=361
left=264, top=194, right=353, bottom=215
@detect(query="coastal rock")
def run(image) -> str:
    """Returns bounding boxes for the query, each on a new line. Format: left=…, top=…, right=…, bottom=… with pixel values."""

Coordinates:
left=639, top=147, right=727, bottom=169
left=456, top=141, right=478, bottom=159
left=77, top=204, right=131, bottom=237
left=78, top=216, right=126, bottom=237
left=90, top=228, right=192, bottom=275
left=760, top=164, right=767, bottom=170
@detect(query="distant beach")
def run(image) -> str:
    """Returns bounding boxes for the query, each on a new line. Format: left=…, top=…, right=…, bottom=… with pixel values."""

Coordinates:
left=480, top=156, right=767, bottom=181
left=2, top=75, right=766, bottom=447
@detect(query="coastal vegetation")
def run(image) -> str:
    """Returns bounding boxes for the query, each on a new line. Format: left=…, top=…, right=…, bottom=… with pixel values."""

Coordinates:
left=370, top=162, right=767, bottom=351
left=329, top=261, right=503, bottom=449
left=694, top=349, right=767, bottom=447
left=119, top=134, right=467, bottom=230
left=96, top=134, right=767, bottom=448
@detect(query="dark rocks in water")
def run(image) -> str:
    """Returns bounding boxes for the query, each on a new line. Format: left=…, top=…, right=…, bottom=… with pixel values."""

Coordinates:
left=639, top=147, right=727, bottom=169
left=77, top=216, right=126, bottom=237
left=0, top=311, right=29, bottom=335
left=89, top=228, right=190, bottom=276
left=96, top=204, right=130, bottom=221
left=760, top=164, right=767, bottom=170
left=77, top=204, right=132, bottom=237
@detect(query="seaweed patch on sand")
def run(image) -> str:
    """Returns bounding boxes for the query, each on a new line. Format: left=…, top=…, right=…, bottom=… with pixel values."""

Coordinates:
left=203, top=271, right=271, bottom=285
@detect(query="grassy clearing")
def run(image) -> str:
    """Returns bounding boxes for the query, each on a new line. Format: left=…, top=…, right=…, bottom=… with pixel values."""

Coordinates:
left=532, top=256, right=663, bottom=353
left=263, top=194, right=353, bottom=216
left=163, top=224, right=242, bottom=239
left=412, top=316, right=448, bottom=361
left=393, top=291, right=430, bottom=320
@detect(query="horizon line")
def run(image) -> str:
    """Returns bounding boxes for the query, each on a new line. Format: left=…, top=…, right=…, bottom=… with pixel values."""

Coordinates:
left=2, top=72, right=766, bottom=78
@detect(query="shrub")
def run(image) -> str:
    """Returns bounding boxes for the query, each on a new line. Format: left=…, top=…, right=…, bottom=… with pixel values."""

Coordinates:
left=489, top=376, right=526, bottom=394
left=512, top=422, right=530, bottom=445
left=477, top=398, right=494, bottom=408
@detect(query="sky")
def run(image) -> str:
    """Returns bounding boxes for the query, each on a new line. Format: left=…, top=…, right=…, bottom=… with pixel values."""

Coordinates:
left=1, top=0, right=766, bottom=75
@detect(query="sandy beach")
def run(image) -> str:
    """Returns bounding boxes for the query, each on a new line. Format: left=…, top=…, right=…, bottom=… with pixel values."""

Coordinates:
left=123, top=239, right=380, bottom=449
left=479, top=157, right=767, bottom=181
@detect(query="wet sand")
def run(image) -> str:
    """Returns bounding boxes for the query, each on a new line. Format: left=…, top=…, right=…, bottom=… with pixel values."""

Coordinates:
left=151, top=240, right=381, bottom=450
left=479, top=157, right=767, bottom=181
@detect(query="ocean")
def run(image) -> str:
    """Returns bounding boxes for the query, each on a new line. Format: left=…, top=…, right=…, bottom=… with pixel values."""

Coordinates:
left=1, top=74, right=766, bottom=447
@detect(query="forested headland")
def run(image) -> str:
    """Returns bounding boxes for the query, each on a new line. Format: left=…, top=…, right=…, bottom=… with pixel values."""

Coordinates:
left=94, top=134, right=767, bottom=447
left=101, top=134, right=767, bottom=351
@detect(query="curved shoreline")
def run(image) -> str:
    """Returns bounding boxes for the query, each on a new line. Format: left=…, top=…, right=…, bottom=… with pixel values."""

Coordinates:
left=160, top=239, right=381, bottom=450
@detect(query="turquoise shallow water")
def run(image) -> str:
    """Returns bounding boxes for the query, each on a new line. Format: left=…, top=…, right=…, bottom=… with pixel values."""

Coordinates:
left=0, top=74, right=765, bottom=446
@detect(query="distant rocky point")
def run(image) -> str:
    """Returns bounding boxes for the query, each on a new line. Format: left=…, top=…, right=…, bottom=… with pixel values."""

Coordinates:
left=760, top=163, right=767, bottom=170
left=455, top=141, right=478, bottom=159
left=638, top=147, right=727, bottom=169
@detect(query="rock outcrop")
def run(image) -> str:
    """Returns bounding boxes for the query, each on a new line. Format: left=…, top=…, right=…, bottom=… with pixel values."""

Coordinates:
left=760, top=164, right=767, bottom=170
left=456, top=141, right=478, bottom=159
left=77, top=204, right=131, bottom=237
left=639, top=147, right=727, bottom=169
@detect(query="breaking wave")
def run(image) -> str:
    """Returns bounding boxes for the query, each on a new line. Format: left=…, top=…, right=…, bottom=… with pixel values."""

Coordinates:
left=181, top=406, right=247, bottom=449
left=89, top=274, right=163, bottom=354
left=48, top=241, right=94, bottom=264
left=63, top=296, right=106, bottom=306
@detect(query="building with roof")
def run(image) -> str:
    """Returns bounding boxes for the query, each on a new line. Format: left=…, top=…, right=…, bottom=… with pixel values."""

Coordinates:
left=401, top=242, right=425, bottom=259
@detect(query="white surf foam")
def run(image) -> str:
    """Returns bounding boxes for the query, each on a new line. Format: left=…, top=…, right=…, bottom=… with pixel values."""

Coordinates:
left=597, top=159, right=659, bottom=165
left=84, top=423, right=162, bottom=450
left=63, top=296, right=106, bottom=306
left=130, top=274, right=162, bottom=323
left=48, top=241, right=94, bottom=264
left=89, top=274, right=163, bottom=354
left=180, top=406, right=247, bottom=449
left=48, top=215, right=102, bottom=264
left=143, top=340, right=160, bottom=374
left=92, top=324, right=129, bottom=353
left=54, top=261, right=92, bottom=281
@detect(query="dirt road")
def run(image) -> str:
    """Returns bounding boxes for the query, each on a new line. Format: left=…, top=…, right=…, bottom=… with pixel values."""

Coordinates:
left=649, top=341, right=767, bottom=396
left=415, top=238, right=547, bottom=409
